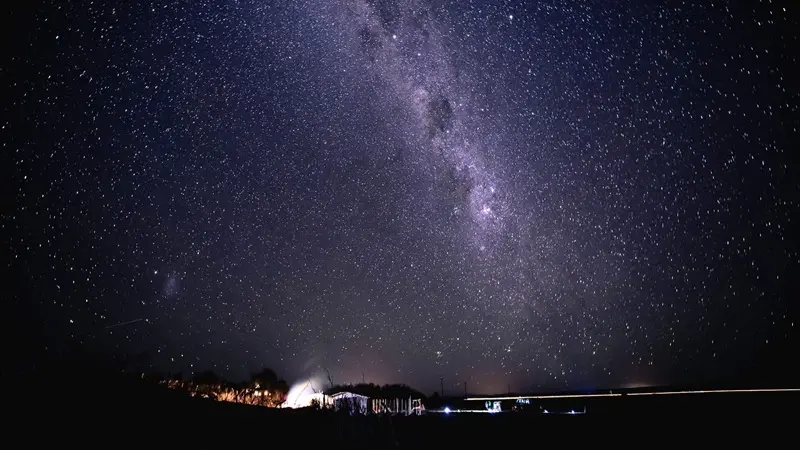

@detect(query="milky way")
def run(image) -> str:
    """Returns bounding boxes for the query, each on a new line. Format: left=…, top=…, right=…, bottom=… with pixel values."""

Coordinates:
left=323, top=1, right=514, bottom=254
left=8, top=1, right=798, bottom=393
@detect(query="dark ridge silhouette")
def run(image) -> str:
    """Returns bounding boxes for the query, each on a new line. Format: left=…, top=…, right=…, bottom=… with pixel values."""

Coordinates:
left=10, top=351, right=798, bottom=446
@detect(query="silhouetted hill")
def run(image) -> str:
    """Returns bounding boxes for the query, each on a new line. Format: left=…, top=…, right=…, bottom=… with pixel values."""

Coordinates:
left=8, top=350, right=799, bottom=446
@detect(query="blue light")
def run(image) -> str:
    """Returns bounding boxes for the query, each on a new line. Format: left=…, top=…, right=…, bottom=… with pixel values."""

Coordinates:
left=444, top=407, right=451, bottom=414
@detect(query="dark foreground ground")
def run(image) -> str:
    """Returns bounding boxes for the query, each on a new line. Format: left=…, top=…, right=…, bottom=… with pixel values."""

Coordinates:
left=9, top=362, right=798, bottom=447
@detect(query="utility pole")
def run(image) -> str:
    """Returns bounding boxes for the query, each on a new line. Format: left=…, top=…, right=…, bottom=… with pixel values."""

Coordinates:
left=440, top=377, right=444, bottom=397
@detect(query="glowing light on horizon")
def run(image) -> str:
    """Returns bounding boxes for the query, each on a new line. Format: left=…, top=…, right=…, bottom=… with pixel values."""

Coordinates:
left=465, top=388, right=800, bottom=402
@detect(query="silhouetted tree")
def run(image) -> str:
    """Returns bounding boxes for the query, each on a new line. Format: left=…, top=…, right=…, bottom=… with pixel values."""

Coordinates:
left=249, top=367, right=289, bottom=406
left=275, top=379, right=289, bottom=396
left=251, top=368, right=278, bottom=389
left=427, top=392, right=442, bottom=409
left=143, top=371, right=165, bottom=383
left=191, top=370, right=225, bottom=399
left=192, top=370, right=223, bottom=386
left=159, top=367, right=290, bottom=407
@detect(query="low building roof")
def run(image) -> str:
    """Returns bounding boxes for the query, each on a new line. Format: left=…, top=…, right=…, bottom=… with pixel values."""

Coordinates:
left=330, top=391, right=369, bottom=399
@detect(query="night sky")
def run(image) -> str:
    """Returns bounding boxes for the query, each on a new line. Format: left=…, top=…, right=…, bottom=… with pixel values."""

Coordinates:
left=7, top=1, right=799, bottom=394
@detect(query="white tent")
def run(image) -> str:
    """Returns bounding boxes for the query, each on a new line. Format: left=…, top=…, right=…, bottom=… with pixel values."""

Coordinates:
left=281, top=378, right=331, bottom=408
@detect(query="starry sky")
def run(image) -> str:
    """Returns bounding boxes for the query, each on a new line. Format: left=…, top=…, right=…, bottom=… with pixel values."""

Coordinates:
left=6, top=1, right=799, bottom=394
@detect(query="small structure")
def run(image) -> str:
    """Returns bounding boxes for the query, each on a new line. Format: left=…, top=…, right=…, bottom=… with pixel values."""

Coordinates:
left=331, top=391, right=369, bottom=414
left=287, top=383, right=427, bottom=415
left=371, top=396, right=424, bottom=415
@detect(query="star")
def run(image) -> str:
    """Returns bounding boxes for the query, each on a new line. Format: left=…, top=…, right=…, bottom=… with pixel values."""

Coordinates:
left=12, top=0, right=796, bottom=394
